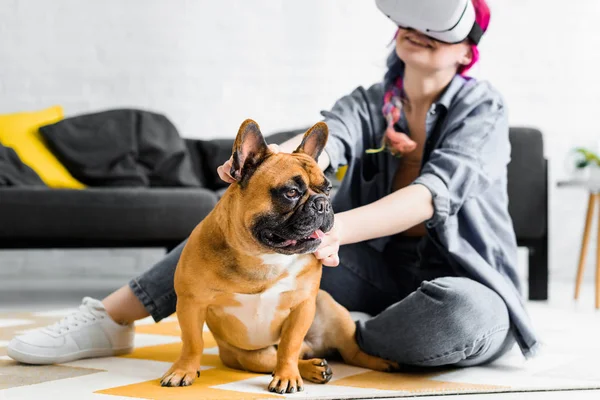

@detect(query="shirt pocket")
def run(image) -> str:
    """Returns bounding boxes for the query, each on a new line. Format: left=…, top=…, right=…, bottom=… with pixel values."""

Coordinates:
left=358, top=168, right=385, bottom=208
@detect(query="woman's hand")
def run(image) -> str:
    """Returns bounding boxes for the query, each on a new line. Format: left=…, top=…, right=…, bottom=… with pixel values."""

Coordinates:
left=314, top=216, right=344, bottom=267
left=216, top=157, right=236, bottom=183
left=217, top=144, right=280, bottom=183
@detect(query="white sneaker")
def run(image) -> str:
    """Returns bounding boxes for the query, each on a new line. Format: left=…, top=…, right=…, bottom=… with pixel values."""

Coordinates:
left=7, top=297, right=135, bottom=365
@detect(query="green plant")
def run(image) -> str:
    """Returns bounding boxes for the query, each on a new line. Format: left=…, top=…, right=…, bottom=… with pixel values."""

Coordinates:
left=573, top=147, right=600, bottom=169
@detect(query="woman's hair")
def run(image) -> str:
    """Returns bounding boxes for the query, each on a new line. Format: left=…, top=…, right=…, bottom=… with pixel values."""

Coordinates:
left=383, top=0, right=491, bottom=90
left=462, top=0, right=491, bottom=74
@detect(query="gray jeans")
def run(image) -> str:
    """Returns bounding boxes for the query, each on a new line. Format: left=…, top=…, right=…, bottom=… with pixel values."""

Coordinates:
left=129, top=237, right=513, bottom=368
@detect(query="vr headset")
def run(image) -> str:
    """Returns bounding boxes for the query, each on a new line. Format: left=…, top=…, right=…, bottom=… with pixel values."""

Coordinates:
left=375, top=0, right=483, bottom=45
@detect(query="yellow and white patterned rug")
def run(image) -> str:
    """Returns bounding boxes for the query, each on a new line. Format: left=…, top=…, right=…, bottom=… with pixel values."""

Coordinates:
left=1, top=302, right=599, bottom=399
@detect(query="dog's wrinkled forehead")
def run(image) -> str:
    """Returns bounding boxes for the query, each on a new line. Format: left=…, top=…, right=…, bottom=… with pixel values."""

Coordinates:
left=263, top=153, right=330, bottom=193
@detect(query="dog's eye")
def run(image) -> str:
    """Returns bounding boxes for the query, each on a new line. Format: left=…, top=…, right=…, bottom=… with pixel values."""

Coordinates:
left=324, top=185, right=332, bottom=196
left=285, top=189, right=300, bottom=199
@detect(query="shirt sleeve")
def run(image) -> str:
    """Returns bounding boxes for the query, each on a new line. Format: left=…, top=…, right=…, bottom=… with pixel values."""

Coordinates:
left=320, top=83, right=385, bottom=174
left=413, top=85, right=510, bottom=228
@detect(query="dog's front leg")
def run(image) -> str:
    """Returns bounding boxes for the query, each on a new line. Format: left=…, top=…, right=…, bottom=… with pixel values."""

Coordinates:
left=269, top=298, right=316, bottom=394
left=161, top=295, right=208, bottom=387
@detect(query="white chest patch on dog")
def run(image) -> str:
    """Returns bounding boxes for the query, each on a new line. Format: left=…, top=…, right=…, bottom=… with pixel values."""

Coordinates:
left=223, top=253, right=311, bottom=347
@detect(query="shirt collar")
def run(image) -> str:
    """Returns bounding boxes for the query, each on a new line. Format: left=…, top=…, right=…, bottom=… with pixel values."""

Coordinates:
left=435, top=74, right=470, bottom=111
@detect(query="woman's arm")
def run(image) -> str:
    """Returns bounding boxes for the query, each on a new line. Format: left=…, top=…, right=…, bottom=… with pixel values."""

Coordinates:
left=337, top=184, right=433, bottom=245
left=412, top=86, right=509, bottom=229
left=314, top=184, right=433, bottom=266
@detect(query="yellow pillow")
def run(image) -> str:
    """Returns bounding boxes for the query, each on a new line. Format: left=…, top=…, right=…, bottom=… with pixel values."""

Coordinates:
left=0, top=106, right=85, bottom=189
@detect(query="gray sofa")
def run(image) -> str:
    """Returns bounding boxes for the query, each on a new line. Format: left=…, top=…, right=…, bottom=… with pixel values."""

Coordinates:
left=0, top=127, right=548, bottom=300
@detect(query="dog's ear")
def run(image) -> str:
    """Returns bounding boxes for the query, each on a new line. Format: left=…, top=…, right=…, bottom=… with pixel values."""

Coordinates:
left=231, top=119, right=271, bottom=183
left=294, top=122, right=329, bottom=161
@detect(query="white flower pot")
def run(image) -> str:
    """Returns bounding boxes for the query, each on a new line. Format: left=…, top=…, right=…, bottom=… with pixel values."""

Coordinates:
left=591, top=166, right=600, bottom=183
left=574, top=165, right=600, bottom=182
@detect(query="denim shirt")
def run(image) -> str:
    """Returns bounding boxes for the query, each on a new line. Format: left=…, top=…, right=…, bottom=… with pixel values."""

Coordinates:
left=321, top=75, right=538, bottom=358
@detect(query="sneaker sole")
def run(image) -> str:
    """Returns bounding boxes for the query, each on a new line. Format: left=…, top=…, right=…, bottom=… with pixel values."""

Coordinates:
left=7, top=346, right=134, bottom=365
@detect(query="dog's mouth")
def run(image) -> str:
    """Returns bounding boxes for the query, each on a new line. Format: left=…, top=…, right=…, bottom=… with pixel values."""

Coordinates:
left=261, top=229, right=324, bottom=249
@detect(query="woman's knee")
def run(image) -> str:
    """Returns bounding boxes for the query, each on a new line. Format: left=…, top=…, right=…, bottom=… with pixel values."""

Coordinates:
left=356, top=276, right=511, bottom=367
left=418, top=277, right=510, bottom=338
left=411, top=277, right=511, bottom=366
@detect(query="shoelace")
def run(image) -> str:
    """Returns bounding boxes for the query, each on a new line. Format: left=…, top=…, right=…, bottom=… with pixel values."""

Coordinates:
left=44, top=299, right=105, bottom=335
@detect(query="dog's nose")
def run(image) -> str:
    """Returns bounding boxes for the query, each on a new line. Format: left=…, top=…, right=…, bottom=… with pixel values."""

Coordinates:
left=312, top=197, right=329, bottom=214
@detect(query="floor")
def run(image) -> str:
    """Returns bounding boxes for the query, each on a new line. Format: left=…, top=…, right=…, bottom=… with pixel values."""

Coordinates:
left=1, top=279, right=599, bottom=399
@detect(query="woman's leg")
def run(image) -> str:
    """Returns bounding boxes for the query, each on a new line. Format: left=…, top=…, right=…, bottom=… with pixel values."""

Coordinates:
left=320, top=241, right=423, bottom=316
left=356, top=277, right=514, bottom=367
left=107, top=240, right=187, bottom=324
left=103, top=286, right=151, bottom=325
left=322, top=239, right=513, bottom=367
left=8, top=240, right=187, bottom=364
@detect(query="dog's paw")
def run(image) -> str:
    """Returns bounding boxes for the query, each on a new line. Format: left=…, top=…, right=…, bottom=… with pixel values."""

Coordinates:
left=268, top=366, right=304, bottom=394
left=160, top=363, right=201, bottom=387
left=299, top=358, right=333, bottom=384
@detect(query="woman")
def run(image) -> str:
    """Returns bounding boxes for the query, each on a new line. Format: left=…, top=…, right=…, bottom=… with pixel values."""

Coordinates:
left=9, top=0, right=538, bottom=367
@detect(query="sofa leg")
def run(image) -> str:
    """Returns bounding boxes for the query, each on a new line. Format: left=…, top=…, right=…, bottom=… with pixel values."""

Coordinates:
left=528, top=237, right=548, bottom=301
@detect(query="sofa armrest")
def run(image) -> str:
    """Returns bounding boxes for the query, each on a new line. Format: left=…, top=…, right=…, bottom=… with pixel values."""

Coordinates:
left=507, top=127, right=548, bottom=239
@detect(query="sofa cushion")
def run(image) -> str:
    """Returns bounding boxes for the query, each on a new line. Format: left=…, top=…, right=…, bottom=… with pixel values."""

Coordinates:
left=186, top=138, right=234, bottom=191
left=0, top=187, right=218, bottom=248
left=0, top=142, right=46, bottom=187
left=39, top=109, right=201, bottom=188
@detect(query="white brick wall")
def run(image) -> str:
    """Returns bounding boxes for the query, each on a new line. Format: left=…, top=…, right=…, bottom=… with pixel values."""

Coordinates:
left=0, top=0, right=598, bottom=289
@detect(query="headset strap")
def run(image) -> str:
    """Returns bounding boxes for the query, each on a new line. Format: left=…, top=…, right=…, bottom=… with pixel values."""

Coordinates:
left=468, top=22, right=483, bottom=45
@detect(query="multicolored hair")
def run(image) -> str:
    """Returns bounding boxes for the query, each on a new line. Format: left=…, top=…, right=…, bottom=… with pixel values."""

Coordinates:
left=370, top=0, right=491, bottom=157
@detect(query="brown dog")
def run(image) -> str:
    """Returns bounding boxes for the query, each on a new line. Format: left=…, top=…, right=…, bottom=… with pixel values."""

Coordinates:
left=160, top=119, right=397, bottom=393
